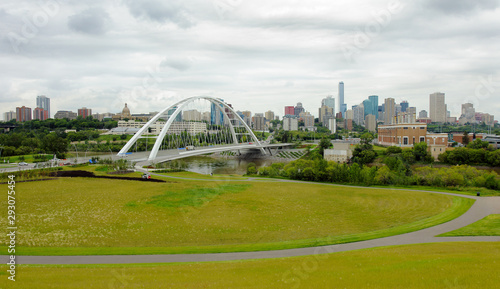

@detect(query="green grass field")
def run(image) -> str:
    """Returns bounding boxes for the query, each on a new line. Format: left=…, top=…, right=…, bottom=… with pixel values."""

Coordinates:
left=1, top=242, right=498, bottom=288
left=0, top=177, right=473, bottom=255
left=373, top=145, right=388, bottom=152
left=439, top=215, right=500, bottom=236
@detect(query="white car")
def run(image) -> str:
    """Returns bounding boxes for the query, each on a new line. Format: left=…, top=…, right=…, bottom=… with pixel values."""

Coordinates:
left=18, top=162, right=28, bottom=166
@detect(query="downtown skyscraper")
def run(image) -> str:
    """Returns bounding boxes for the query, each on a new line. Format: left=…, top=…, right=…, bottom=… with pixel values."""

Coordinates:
left=429, top=92, right=447, bottom=123
left=338, top=81, right=347, bottom=117
left=36, top=95, right=50, bottom=118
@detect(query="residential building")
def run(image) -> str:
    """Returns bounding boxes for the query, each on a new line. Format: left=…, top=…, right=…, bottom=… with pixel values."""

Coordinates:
left=327, top=117, right=336, bottom=133
left=54, top=110, right=77, bottom=120
left=344, top=119, right=353, bottom=131
left=265, top=110, right=275, bottom=122
left=202, top=112, right=211, bottom=123
left=345, top=109, right=354, bottom=120
left=429, top=92, right=447, bottom=123
left=300, top=112, right=315, bottom=128
left=284, top=106, right=295, bottom=116
left=353, top=104, right=365, bottom=126
left=319, top=105, right=334, bottom=126
left=3, top=111, right=16, bottom=122
left=36, top=95, right=50, bottom=118
left=365, top=114, right=377, bottom=132
left=283, top=116, right=298, bottom=131
left=33, top=107, right=49, bottom=121
left=92, top=112, right=115, bottom=121
left=78, top=107, right=92, bottom=119
left=16, top=106, right=32, bottom=122
left=482, top=113, right=495, bottom=127
left=183, top=109, right=202, bottom=121
left=253, top=113, right=265, bottom=130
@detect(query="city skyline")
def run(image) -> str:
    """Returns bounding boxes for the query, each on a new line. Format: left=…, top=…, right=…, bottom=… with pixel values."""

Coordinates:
left=1, top=1, right=499, bottom=120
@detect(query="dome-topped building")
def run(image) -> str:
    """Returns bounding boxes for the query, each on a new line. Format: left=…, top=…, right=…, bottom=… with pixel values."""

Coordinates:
left=122, top=103, right=131, bottom=118
left=113, top=103, right=150, bottom=122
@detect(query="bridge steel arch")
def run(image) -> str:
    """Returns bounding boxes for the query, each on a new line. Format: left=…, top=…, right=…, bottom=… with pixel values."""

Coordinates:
left=118, top=96, right=266, bottom=161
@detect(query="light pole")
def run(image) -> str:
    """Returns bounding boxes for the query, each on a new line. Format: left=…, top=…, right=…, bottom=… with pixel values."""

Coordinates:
left=72, top=144, right=79, bottom=164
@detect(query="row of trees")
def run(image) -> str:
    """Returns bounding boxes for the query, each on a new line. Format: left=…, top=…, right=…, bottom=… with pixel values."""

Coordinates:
left=248, top=159, right=500, bottom=190
left=0, top=117, right=120, bottom=158
left=439, top=148, right=500, bottom=166
left=1, top=116, right=118, bottom=132
left=1, top=132, right=69, bottom=158
left=428, top=122, right=499, bottom=135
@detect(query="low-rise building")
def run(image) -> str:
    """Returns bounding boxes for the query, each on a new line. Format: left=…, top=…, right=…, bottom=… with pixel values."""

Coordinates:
left=118, top=120, right=207, bottom=135
left=283, top=116, right=298, bottom=131
left=378, top=123, right=427, bottom=147
left=324, top=143, right=353, bottom=163
left=54, top=110, right=77, bottom=120
left=484, top=136, right=500, bottom=149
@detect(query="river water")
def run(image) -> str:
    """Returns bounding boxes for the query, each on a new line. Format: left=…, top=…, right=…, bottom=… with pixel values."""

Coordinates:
left=179, top=156, right=276, bottom=175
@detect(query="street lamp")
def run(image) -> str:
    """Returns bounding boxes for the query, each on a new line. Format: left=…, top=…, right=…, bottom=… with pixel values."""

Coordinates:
left=72, top=144, right=79, bottom=164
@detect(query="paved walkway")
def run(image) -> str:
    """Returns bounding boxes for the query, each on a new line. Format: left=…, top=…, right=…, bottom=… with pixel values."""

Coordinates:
left=5, top=176, right=500, bottom=265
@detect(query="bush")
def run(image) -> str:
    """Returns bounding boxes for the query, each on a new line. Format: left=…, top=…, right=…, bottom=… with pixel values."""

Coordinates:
left=386, top=146, right=402, bottom=155
left=246, top=163, right=257, bottom=175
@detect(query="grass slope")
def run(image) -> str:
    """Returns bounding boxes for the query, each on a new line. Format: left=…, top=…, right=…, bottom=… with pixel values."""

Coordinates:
left=439, top=214, right=500, bottom=236
left=1, top=243, right=499, bottom=288
left=0, top=178, right=472, bottom=255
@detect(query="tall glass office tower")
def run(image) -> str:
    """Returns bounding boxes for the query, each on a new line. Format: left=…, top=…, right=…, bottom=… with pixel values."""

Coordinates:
left=338, top=82, right=346, bottom=116
left=36, top=95, right=50, bottom=118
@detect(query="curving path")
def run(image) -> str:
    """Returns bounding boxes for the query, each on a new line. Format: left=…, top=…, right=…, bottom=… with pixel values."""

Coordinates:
left=4, top=174, right=500, bottom=265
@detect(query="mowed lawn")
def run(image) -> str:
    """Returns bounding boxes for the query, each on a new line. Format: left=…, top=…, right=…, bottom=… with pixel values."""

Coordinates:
left=0, top=177, right=467, bottom=254
left=1, top=243, right=499, bottom=288
left=440, top=215, right=500, bottom=236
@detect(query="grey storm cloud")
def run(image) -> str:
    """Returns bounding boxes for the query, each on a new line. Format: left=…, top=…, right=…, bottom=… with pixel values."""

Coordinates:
left=124, top=0, right=194, bottom=28
left=68, top=8, right=111, bottom=35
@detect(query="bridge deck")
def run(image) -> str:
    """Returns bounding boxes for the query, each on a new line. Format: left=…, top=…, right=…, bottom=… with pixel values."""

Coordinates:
left=118, top=143, right=294, bottom=164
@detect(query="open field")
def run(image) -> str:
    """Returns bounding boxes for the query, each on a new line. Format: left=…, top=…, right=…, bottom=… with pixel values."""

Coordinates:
left=0, top=177, right=472, bottom=255
left=440, top=215, right=500, bottom=237
left=1, top=242, right=499, bottom=288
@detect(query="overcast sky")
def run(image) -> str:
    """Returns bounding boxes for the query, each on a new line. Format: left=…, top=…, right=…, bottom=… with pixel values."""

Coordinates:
left=1, top=0, right=499, bottom=120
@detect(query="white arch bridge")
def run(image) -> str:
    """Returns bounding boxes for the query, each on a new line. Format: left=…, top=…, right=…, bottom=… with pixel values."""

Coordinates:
left=117, top=96, right=292, bottom=164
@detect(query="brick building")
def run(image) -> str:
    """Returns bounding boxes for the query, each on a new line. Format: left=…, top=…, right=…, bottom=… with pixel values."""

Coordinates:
left=378, top=123, right=427, bottom=147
